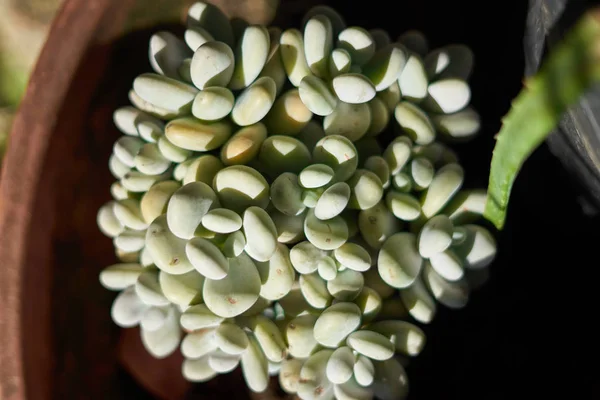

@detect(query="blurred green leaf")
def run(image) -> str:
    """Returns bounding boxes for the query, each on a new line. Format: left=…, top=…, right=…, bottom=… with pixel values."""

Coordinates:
left=0, top=54, right=29, bottom=107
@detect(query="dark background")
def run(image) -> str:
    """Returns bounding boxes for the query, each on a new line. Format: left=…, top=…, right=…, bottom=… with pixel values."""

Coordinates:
left=104, top=0, right=600, bottom=398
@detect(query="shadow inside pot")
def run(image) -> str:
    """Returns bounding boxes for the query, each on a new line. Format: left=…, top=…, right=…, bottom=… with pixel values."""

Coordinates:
left=45, top=23, right=183, bottom=400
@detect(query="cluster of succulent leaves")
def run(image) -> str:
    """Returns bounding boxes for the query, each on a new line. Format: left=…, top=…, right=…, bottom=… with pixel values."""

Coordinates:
left=97, top=2, right=497, bottom=399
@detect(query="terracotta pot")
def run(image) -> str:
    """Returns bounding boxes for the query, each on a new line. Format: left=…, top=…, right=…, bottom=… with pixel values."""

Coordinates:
left=0, top=0, right=523, bottom=399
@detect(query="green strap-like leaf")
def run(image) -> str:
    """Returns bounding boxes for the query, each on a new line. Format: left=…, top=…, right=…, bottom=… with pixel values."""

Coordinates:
left=485, top=8, right=600, bottom=229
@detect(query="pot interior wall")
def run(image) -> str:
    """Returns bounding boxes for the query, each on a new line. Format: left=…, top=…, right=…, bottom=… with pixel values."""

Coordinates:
left=45, top=25, right=172, bottom=400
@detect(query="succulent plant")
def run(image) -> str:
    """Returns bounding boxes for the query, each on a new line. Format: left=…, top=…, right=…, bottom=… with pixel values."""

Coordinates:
left=97, top=2, right=497, bottom=398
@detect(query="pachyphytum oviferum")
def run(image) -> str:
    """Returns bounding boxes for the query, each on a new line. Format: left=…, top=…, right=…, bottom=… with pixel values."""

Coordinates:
left=98, top=2, right=497, bottom=398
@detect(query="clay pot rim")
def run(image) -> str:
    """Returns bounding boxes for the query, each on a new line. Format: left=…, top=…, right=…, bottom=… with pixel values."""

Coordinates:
left=0, top=1, right=124, bottom=399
